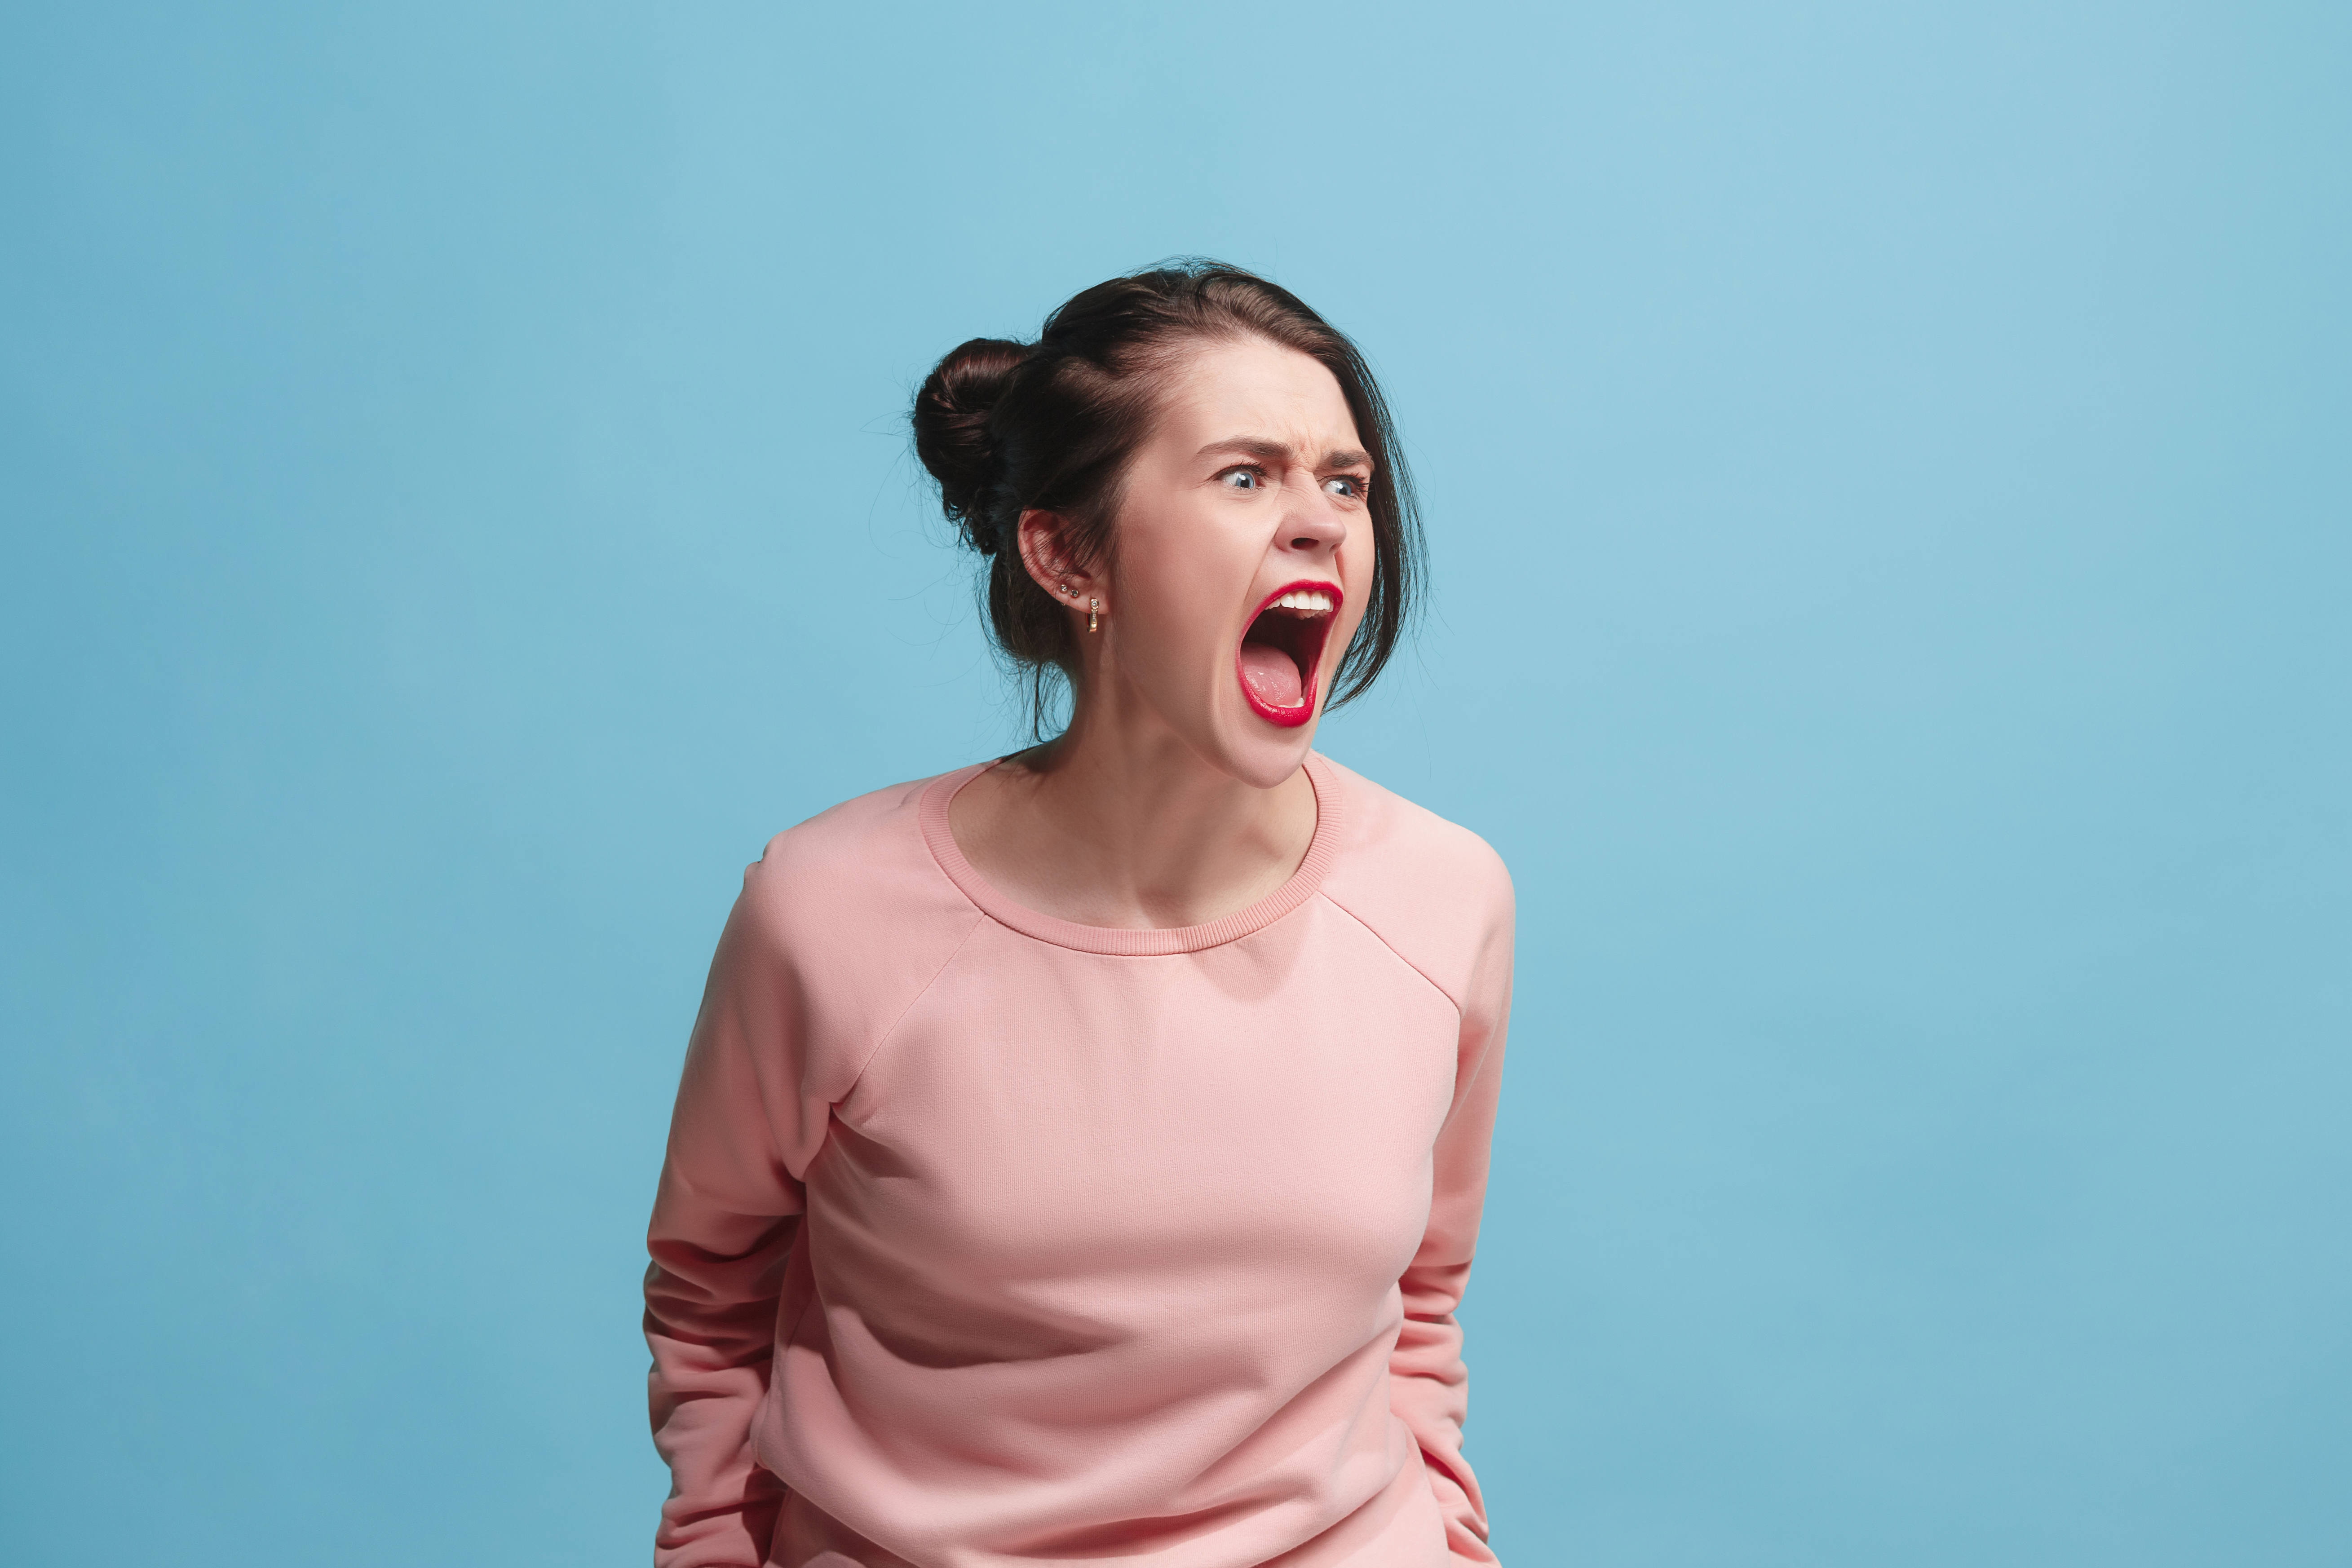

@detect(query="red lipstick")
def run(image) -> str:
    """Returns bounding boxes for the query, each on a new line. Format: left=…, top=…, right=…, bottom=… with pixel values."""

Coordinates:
left=1236, top=579, right=1342, bottom=729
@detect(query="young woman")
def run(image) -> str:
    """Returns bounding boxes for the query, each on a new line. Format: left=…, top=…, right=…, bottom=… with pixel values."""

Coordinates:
left=644, top=264, right=1513, bottom=1567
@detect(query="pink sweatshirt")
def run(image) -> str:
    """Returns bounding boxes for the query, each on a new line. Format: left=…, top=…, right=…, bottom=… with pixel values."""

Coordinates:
left=644, top=753, right=1513, bottom=1567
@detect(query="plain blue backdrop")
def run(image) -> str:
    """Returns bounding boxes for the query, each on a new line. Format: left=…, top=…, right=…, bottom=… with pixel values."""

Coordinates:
left=3, top=3, right=2346, bottom=1564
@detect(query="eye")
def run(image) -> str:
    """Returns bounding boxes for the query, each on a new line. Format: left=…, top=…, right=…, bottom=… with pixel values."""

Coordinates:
left=1323, top=474, right=1367, bottom=500
left=1219, top=466, right=1263, bottom=490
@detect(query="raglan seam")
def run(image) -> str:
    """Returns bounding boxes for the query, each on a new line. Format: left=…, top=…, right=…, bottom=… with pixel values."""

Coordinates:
left=1313, top=888, right=1466, bottom=1017
left=839, top=904, right=989, bottom=1103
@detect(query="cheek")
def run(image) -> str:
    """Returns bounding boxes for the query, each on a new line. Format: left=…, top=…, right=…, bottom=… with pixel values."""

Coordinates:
left=1343, top=529, right=1377, bottom=627
left=1116, top=511, right=1254, bottom=670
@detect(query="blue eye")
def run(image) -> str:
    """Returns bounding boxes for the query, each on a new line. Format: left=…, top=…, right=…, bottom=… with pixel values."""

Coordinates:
left=1324, top=475, right=1365, bottom=499
left=1222, top=468, right=1260, bottom=490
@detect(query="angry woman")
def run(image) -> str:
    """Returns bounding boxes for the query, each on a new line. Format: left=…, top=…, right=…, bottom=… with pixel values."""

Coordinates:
left=643, top=262, right=1514, bottom=1567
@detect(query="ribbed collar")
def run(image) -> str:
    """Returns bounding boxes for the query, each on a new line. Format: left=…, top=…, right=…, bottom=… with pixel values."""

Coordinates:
left=918, top=753, right=1343, bottom=956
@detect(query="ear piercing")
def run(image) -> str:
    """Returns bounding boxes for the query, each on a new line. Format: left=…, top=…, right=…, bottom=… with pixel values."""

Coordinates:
left=1054, top=581, right=1099, bottom=631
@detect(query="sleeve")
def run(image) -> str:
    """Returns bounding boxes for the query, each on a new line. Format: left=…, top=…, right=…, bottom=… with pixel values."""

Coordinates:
left=643, top=865, right=815, bottom=1568
left=1388, top=854, right=1513, bottom=1564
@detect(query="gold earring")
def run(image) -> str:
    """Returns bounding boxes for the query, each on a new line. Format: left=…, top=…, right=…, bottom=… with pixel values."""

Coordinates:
left=1088, top=597, right=1099, bottom=633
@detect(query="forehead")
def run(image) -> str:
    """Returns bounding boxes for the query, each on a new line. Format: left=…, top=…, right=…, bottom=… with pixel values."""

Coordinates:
left=1151, top=336, right=1359, bottom=445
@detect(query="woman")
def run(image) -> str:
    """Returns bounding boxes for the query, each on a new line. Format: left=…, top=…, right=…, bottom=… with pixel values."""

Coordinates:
left=644, top=263, right=1513, bottom=1567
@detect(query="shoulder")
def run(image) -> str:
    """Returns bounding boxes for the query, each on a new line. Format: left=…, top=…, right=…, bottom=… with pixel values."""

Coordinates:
left=737, top=768, right=981, bottom=935
left=719, top=770, right=985, bottom=1078
left=1317, top=754, right=1513, bottom=915
left=1312, top=755, right=1514, bottom=1010
left=750, top=771, right=941, bottom=894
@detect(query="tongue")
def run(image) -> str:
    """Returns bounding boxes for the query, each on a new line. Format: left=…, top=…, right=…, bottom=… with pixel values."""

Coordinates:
left=1239, top=644, right=1304, bottom=708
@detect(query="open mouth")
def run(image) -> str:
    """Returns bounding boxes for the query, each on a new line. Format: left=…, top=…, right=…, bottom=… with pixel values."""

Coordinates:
left=1236, top=580, right=1340, bottom=728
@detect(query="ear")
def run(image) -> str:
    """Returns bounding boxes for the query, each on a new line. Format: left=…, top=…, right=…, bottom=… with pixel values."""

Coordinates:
left=1016, top=509, right=1102, bottom=609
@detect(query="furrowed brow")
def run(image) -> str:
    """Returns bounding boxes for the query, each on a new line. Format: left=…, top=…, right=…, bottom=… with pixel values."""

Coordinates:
left=1323, top=448, right=1373, bottom=471
left=1197, top=436, right=1295, bottom=465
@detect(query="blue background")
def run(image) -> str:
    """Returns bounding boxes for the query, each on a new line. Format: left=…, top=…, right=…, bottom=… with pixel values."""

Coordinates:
left=3, top=4, right=2346, bottom=1564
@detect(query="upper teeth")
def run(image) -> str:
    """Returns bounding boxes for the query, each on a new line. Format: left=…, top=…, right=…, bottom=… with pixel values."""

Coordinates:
left=1273, top=589, right=1334, bottom=614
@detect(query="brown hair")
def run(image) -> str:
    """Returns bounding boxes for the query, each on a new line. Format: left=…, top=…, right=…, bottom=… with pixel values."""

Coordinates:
left=912, top=260, right=1421, bottom=728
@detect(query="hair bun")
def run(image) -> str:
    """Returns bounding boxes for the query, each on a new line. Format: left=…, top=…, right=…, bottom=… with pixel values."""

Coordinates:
left=913, top=336, right=1029, bottom=551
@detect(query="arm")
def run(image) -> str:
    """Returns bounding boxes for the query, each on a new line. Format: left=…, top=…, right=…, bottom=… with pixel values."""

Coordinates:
left=644, top=875, right=810, bottom=1568
left=1388, top=864, right=1513, bottom=1564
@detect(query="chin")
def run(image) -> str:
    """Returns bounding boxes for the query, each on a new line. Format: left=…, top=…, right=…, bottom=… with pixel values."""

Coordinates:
left=1221, top=728, right=1317, bottom=791
left=1193, top=692, right=1321, bottom=790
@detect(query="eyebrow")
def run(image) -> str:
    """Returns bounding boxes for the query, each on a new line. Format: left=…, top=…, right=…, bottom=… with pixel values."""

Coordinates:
left=1197, top=436, right=1374, bottom=471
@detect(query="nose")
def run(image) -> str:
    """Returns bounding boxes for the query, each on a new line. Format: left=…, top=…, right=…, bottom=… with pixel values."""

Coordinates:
left=1277, top=491, right=1347, bottom=557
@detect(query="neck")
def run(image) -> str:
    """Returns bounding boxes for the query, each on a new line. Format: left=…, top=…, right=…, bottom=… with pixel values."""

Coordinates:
left=953, top=675, right=1317, bottom=931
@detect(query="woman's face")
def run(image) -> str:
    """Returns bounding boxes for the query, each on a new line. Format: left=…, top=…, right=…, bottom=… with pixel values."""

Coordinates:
left=1074, top=336, right=1377, bottom=789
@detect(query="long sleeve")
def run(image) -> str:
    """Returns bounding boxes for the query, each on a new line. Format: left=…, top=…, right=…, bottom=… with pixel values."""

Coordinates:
left=643, top=873, right=811, bottom=1568
left=1386, top=857, right=1514, bottom=1564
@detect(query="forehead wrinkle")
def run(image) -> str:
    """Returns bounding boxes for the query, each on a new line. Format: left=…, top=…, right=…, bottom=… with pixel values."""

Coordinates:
left=1192, top=436, right=1371, bottom=472
left=1194, top=435, right=1294, bottom=464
